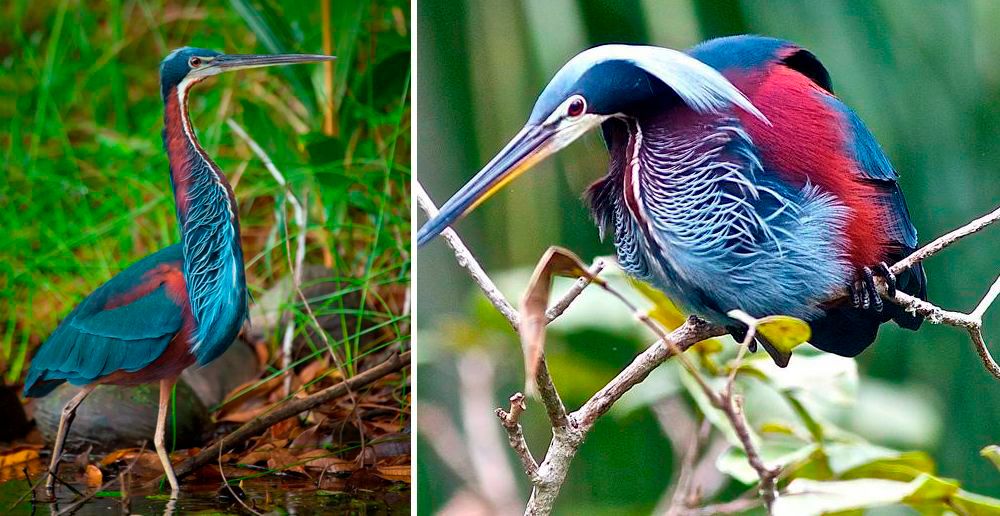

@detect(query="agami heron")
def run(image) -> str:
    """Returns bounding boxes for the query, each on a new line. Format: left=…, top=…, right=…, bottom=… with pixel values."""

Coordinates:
left=23, top=47, right=334, bottom=494
left=418, top=35, right=927, bottom=363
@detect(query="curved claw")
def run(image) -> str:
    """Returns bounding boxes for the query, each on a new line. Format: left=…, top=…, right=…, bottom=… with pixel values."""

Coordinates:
left=861, top=266, right=882, bottom=313
left=848, top=279, right=862, bottom=309
left=873, top=262, right=897, bottom=298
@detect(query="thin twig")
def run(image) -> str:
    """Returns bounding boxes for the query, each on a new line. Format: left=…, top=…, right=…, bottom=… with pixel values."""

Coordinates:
left=890, top=205, right=1000, bottom=275
left=545, top=260, right=605, bottom=321
left=219, top=437, right=263, bottom=516
left=495, top=392, right=538, bottom=479
left=226, top=119, right=308, bottom=399
left=664, top=420, right=709, bottom=515
left=415, top=183, right=520, bottom=327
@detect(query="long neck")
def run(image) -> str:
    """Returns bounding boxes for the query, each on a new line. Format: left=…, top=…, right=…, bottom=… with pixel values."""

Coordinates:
left=162, top=84, right=247, bottom=365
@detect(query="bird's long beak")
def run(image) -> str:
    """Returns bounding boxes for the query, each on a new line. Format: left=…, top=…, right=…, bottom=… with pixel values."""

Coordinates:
left=212, top=53, right=336, bottom=72
left=418, top=123, right=562, bottom=246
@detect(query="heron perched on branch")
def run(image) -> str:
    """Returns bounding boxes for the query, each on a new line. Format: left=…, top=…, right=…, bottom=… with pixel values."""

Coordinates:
left=418, top=35, right=927, bottom=364
left=23, top=47, right=334, bottom=494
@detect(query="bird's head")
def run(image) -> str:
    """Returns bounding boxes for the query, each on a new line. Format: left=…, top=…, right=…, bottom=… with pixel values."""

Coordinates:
left=159, top=47, right=335, bottom=100
left=417, top=44, right=768, bottom=246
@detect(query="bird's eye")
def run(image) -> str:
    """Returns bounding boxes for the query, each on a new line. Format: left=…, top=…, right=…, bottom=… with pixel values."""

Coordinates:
left=567, top=96, right=586, bottom=118
left=189, top=57, right=202, bottom=67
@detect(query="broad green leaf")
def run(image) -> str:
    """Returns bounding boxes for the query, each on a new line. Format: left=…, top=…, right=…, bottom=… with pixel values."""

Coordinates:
left=953, top=489, right=1000, bottom=514
left=824, top=443, right=932, bottom=477
left=679, top=366, right=747, bottom=447
left=717, top=441, right=819, bottom=484
left=839, top=450, right=936, bottom=483
left=753, top=354, right=858, bottom=407
left=776, top=477, right=917, bottom=515
left=776, top=474, right=1000, bottom=515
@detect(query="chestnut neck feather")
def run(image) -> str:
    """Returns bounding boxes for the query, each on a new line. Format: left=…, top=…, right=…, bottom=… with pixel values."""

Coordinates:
left=162, top=83, right=247, bottom=365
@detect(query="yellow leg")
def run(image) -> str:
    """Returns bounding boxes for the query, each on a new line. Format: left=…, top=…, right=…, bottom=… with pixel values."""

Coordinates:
left=45, top=385, right=95, bottom=494
left=155, top=378, right=180, bottom=493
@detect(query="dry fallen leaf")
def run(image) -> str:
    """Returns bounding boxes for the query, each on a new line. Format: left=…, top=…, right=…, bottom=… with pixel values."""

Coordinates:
left=0, top=447, right=39, bottom=468
left=270, top=417, right=299, bottom=440
left=298, top=358, right=330, bottom=385
left=267, top=449, right=306, bottom=475
left=375, top=464, right=411, bottom=483
left=216, top=376, right=284, bottom=423
left=298, top=450, right=358, bottom=473
left=85, top=464, right=103, bottom=487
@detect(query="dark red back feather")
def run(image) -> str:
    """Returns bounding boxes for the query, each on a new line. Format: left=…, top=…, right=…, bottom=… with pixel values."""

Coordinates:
left=726, top=63, right=890, bottom=267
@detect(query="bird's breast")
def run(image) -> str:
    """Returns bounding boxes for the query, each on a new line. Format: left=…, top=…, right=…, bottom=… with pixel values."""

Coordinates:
left=588, top=116, right=853, bottom=322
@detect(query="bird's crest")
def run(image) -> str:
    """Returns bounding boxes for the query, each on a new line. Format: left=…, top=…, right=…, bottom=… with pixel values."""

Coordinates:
left=532, top=44, right=770, bottom=125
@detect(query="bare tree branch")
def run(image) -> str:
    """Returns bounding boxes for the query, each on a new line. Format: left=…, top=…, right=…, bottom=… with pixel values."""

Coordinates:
left=891, top=205, right=1000, bottom=275
left=415, top=183, right=520, bottom=327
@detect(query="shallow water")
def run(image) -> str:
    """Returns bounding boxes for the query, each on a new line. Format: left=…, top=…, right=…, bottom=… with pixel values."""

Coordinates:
left=0, top=459, right=410, bottom=515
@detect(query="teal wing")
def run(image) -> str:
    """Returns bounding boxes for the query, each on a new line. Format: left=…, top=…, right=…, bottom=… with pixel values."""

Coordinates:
left=23, top=245, right=186, bottom=397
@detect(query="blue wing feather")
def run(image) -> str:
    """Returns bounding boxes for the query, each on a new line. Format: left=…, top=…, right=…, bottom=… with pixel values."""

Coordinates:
left=822, top=98, right=927, bottom=332
left=825, top=97, right=919, bottom=250
left=23, top=245, right=185, bottom=397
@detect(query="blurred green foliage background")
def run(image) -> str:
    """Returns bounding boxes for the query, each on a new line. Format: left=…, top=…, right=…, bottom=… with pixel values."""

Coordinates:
left=0, top=0, right=410, bottom=391
left=417, top=0, right=999, bottom=513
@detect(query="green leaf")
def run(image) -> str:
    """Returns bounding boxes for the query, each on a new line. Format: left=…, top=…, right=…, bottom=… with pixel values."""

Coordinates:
left=679, top=367, right=748, bottom=447
left=756, top=315, right=811, bottom=353
left=824, top=442, right=933, bottom=478
left=717, top=440, right=817, bottom=484
left=776, top=477, right=916, bottom=515
left=952, top=489, right=1000, bottom=514
left=775, top=473, right=1000, bottom=515
left=94, top=491, right=121, bottom=498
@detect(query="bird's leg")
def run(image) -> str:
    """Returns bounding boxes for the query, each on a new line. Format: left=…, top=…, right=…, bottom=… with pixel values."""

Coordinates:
left=45, top=384, right=95, bottom=494
left=155, top=378, right=180, bottom=494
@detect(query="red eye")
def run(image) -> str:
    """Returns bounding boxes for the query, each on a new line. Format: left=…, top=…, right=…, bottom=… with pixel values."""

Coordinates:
left=189, top=57, right=202, bottom=67
left=567, top=96, right=586, bottom=117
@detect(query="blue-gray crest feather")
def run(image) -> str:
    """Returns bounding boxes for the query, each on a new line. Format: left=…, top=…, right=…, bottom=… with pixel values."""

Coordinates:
left=531, top=44, right=769, bottom=124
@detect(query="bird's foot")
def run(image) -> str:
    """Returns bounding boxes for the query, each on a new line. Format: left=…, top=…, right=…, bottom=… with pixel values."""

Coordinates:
left=848, top=262, right=896, bottom=312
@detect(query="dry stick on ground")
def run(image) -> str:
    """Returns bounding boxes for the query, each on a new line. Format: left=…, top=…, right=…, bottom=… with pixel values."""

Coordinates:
left=165, top=350, right=409, bottom=482
left=418, top=181, right=1000, bottom=515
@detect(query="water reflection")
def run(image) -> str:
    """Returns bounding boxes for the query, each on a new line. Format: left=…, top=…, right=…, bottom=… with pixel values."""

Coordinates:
left=1, top=458, right=409, bottom=515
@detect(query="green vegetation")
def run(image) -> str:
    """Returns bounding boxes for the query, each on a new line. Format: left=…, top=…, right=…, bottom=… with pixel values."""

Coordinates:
left=417, top=1, right=999, bottom=514
left=0, top=0, right=411, bottom=387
